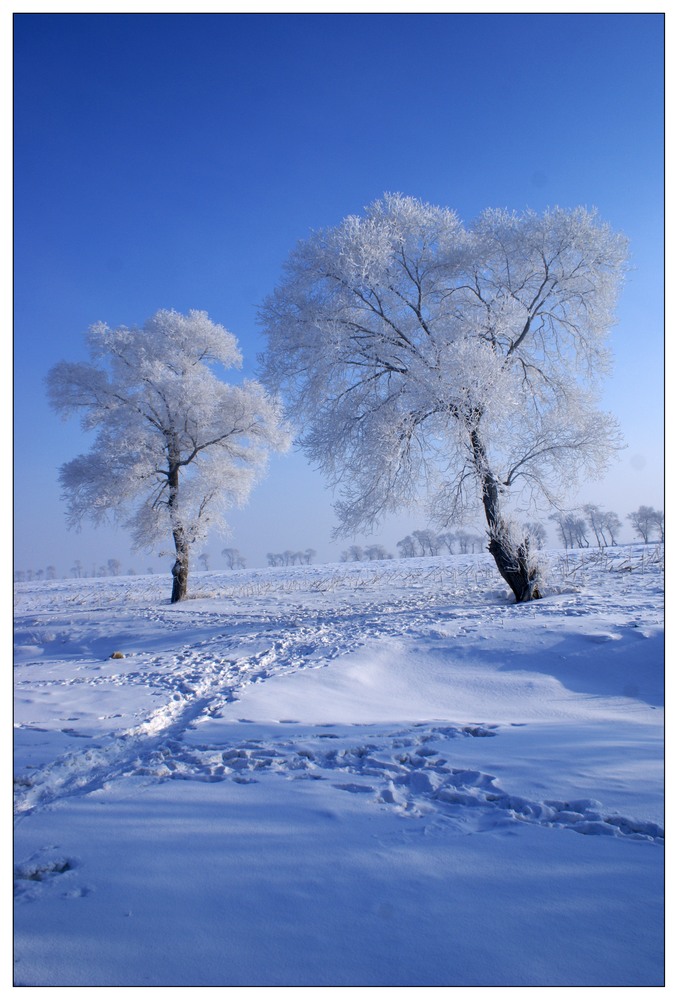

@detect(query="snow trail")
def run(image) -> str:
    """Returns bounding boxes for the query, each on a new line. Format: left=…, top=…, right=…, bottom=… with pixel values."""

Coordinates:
left=15, top=551, right=664, bottom=847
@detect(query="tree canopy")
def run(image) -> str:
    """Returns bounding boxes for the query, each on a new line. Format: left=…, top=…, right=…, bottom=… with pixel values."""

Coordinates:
left=260, top=194, right=628, bottom=601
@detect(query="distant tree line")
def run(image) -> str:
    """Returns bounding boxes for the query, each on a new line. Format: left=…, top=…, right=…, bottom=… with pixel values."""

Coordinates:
left=340, top=526, right=546, bottom=563
left=397, top=529, right=488, bottom=558
left=13, top=558, right=156, bottom=582
left=13, top=566, right=58, bottom=583
left=549, top=504, right=663, bottom=549
left=340, top=544, right=393, bottom=562
left=266, top=549, right=316, bottom=566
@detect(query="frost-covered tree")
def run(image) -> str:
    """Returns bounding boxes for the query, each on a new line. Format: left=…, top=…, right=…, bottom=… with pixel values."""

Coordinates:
left=627, top=505, right=662, bottom=544
left=413, top=528, right=441, bottom=557
left=396, top=535, right=417, bottom=559
left=549, top=511, right=589, bottom=549
left=582, top=504, right=607, bottom=547
left=260, top=195, right=627, bottom=602
left=650, top=509, right=665, bottom=542
left=582, top=504, right=621, bottom=546
left=364, top=543, right=391, bottom=561
left=600, top=510, right=622, bottom=545
left=341, top=545, right=364, bottom=562
left=47, top=309, right=289, bottom=602
left=221, top=547, right=245, bottom=569
left=437, top=532, right=456, bottom=554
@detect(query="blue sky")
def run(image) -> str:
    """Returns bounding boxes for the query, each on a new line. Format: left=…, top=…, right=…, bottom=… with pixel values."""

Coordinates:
left=13, top=12, right=664, bottom=574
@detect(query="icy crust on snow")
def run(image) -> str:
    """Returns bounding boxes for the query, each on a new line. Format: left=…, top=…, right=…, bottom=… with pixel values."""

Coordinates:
left=13, top=547, right=664, bottom=986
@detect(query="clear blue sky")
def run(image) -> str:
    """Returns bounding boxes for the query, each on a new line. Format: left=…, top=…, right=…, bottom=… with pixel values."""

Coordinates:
left=13, top=12, right=664, bottom=575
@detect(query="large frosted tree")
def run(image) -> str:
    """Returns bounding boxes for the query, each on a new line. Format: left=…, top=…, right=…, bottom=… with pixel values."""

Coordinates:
left=260, top=195, right=628, bottom=602
left=47, top=309, right=290, bottom=602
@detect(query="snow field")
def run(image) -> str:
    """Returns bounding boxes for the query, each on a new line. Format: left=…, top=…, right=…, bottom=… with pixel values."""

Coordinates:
left=13, top=547, right=664, bottom=986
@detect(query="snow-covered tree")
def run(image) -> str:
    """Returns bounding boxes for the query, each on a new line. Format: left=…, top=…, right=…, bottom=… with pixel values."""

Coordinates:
left=549, top=511, right=589, bottom=549
left=413, top=528, right=441, bottom=557
left=47, top=309, right=290, bottom=602
left=650, top=509, right=665, bottom=542
left=341, top=545, right=364, bottom=563
left=582, top=504, right=607, bottom=547
left=221, top=547, right=245, bottom=569
left=396, top=535, right=417, bottom=559
left=582, top=504, right=621, bottom=546
left=601, top=509, right=622, bottom=545
left=364, top=543, right=391, bottom=561
left=260, top=195, right=627, bottom=602
left=627, top=505, right=663, bottom=544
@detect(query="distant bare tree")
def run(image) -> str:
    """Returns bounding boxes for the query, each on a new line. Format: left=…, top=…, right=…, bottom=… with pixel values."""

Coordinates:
left=582, top=504, right=607, bottom=547
left=650, top=508, right=664, bottom=542
left=436, top=532, right=455, bottom=554
left=549, top=512, right=589, bottom=549
left=198, top=553, right=209, bottom=571
left=222, top=547, right=245, bottom=569
left=600, top=510, right=622, bottom=545
left=412, top=529, right=440, bottom=556
left=470, top=535, right=485, bottom=553
left=341, top=545, right=364, bottom=562
left=627, top=506, right=662, bottom=544
left=303, top=548, right=317, bottom=565
left=364, top=544, right=391, bottom=561
left=396, top=535, right=416, bottom=559
left=46, top=565, right=57, bottom=580
left=456, top=530, right=472, bottom=554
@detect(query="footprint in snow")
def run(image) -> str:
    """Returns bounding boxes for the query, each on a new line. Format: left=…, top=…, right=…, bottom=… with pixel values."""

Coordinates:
left=121, top=723, right=664, bottom=845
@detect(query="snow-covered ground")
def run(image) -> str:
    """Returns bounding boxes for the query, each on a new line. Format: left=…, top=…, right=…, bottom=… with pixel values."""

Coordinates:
left=13, top=546, right=664, bottom=987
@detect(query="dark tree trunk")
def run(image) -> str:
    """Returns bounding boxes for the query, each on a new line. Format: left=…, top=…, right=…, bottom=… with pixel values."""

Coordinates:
left=471, top=429, right=542, bottom=604
left=171, top=544, right=189, bottom=603
left=168, top=457, right=189, bottom=603
left=487, top=532, right=541, bottom=603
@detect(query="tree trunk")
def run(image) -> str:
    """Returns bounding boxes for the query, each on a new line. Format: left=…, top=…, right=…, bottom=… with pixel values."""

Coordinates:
left=471, top=429, right=541, bottom=603
left=171, top=543, right=189, bottom=603
left=168, top=457, right=189, bottom=603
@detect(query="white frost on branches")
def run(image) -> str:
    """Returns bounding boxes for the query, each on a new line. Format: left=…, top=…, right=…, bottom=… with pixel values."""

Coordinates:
left=260, top=194, right=627, bottom=538
left=47, top=309, right=291, bottom=562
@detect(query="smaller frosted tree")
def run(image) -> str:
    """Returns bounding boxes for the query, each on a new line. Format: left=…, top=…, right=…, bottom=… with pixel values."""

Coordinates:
left=47, top=309, right=290, bottom=602
left=222, top=547, right=246, bottom=569
left=627, top=505, right=663, bottom=544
